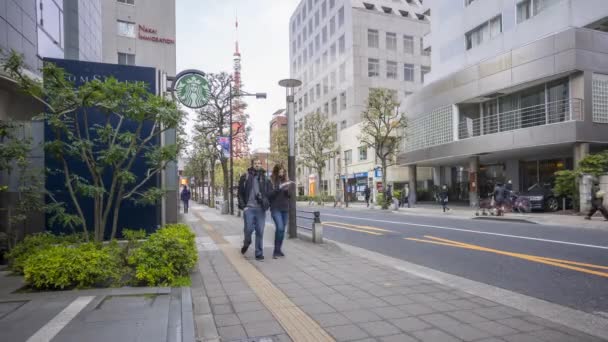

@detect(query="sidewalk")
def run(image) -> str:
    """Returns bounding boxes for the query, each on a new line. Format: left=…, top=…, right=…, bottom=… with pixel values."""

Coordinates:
left=185, top=202, right=607, bottom=342
left=298, top=201, right=608, bottom=230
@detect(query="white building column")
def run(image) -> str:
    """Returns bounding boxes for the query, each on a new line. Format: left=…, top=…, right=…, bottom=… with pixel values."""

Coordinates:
left=432, top=166, right=442, bottom=187
left=408, top=165, right=417, bottom=207
left=574, top=142, right=590, bottom=167
left=452, top=104, right=460, bottom=141
left=469, top=156, right=480, bottom=208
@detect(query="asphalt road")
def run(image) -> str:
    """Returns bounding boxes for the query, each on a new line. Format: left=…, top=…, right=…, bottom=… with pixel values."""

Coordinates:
left=298, top=205, right=608, bottom=315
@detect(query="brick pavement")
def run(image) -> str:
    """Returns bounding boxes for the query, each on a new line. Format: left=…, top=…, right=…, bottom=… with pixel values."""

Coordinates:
left=185, top=202, right=606, bottom=342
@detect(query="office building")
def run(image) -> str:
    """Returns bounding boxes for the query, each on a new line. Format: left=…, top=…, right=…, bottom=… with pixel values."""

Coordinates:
left=289, top=0, right=431, bottom=200
left=400, top=0, right=608, bottom=208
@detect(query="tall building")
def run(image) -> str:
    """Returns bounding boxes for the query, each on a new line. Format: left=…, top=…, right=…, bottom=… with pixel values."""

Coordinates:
left=289, top=0, right=430, bottom=199
left=400, top=0, right=608, bottom=208
left=232, top=18, right=249, bottom=158
left=1, top=0, right=102, bottom=236
left=101, top=0, right=176, bottom=77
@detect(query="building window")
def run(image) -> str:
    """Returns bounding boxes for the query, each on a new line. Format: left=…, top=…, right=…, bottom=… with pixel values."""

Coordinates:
left=368, top=58, right=380, bottom=77
left=339, top=63, right=346, bottom=82
left=387, top=61, right=398, bottom=79
left=323, top=76, right=329, bottom=94
left=315, top=34, right=321, bottom=52
left=117, top=0, right=135, bottom=4
left=404, top=63, right=414, bottom=81
left=340, top=92, right=347, bottom=109
left=465, top=0, right=475, bottom=5
left=421, top=66, right=431, bottom=83
left=309, top=42, right=314, bottom=57
left=322, top=26, right=328, bottom=44
left=465, top=15, right=502, bottom=50
left=309, top=18, right=313, bottom=35
left=310, top=88, right=315, bottom=103
left=118, top=52, right=135, bottom=65
left=382, top=6, right=393, bottom=14
left=331, top=97, right=338, bottom=115
left=330, top=43, right=336, bottom=61
left=345, top=149, right=352, bottom=164
left=324, top=102, right=329, bottom=114
left=315, top=10, right=320, bottom=27
left=331, top=71, right=337, bottom=90
left=338, top=35, right=345, bottom=54
left=403, top=35, right=414, bottom=54
left=330, top=0, right=335, bottom=9
left=338, top=6, right=345, bottom=27
left=358, top=146, right=367, bottom=161
left=363, top=3, right=375, bottom=10
left=304, top=93, right=309, bottom=107
left=421, top=39, right=430, bottom=56
left=592, top=73, right=608, bottom=123
left=117, top=20, right=136, bottom=38
left=330, top=17, right=336, bottom=36
left=368, top=29, right=379, bottom=48
left=517, top=0, right=559, bottom=23
left=386, top=32, right=397, bottom=51
left=399, top=10, right=409, bottom=17
left=322, top=51, right=328, bottom=68
left=322, top=0, right=327, bottom=17
left=316, top=83, right=321, bottom=97
left=404, top=91, right=413, bottom=98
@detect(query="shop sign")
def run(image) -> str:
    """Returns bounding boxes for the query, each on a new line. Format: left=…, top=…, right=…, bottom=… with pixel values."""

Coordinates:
left=376, top=182, right=383, bottom=192
left=138, top=25, right=175, bottom=44
left=354, top=172, right=368, bottom=178
left=375, top=168, right=383, bottom=178
left=171, top=70, right=209, bottom=109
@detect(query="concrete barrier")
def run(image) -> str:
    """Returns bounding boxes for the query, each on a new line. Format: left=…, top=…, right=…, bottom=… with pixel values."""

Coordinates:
left=601, top=175, right=608, bottom=208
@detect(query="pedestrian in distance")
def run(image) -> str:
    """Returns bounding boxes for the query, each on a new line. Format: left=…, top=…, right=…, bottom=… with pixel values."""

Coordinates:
left=493, top=182, right=506, bottom=216
left=585, top=181, right=608, bottom=221
left=364, top=185, right=371, bottom=207
left=439, top=185, right=450, bottom=212
left=180, top=185, right=191, bottom=214
left=238, top=159, right=271, bottom=261
left=400, top=187, right=408, bottom=208
left=269, top=164, right=291, bottom=259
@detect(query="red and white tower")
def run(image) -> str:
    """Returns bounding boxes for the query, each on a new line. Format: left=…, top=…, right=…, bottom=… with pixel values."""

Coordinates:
left=231, top=17, right=249, bottom=158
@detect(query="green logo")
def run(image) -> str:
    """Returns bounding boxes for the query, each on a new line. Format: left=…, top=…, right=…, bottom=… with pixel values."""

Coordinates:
left=173, top=72, right=209, bottom=109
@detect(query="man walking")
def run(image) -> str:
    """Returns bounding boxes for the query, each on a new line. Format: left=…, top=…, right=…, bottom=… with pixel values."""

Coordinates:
left=439, top=185, right=450, bottom=212
left=180, top=185, right=191, bottom=214
left=585, top=181, right=608, bottom=221
left=238, top=159, right=271, bottom=261
left=364, top=185, right=371, bottom=207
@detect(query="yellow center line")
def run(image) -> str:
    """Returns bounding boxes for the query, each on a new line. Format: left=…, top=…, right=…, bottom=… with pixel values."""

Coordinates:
left=322, top=222, right=384, bottom=235
left=322, top=221, right=394, bottom=232
left=406, top=235, right=608, bottom=278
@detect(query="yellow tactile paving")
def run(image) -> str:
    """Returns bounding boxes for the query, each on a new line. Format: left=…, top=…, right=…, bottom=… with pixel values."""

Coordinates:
left=193, top=212, right=335, bottom=342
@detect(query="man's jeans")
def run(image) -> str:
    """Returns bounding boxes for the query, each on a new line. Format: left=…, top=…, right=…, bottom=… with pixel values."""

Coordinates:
left=243, top=207, right=266, bottom=257
left=182, top=200, right=189, bottom=213
left=271, top=209, right=288, bottom=255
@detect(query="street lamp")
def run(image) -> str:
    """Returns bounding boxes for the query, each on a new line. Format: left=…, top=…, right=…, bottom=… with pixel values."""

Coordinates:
left=279, top=78, right=302, bottom=239
left=228, top=80, right=267, bottom=215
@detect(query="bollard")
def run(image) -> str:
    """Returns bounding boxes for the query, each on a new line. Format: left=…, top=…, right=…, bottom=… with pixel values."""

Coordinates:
left=312, top=211, right=323, bottom=244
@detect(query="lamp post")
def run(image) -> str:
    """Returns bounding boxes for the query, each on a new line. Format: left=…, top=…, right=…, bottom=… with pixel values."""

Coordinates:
left=228, top=80, right=266, bottom=215
left=279, top=78, right=302, bottom=239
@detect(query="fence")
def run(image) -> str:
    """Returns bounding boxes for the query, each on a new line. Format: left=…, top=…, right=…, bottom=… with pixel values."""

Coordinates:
left=458, top=98, right=583, bottom=139
left=295, top=209, right=322, bottom=243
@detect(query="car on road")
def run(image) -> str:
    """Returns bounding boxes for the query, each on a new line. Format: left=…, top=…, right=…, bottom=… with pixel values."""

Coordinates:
left=518, top=183, right=570, bottom=212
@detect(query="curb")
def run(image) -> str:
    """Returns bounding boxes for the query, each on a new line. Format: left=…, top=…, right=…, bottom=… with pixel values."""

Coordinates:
left=472, top=216, right=537, bottom=224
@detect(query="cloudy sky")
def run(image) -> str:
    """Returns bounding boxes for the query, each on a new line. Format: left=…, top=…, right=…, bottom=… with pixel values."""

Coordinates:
left=176, top=0, right=300, bottom=151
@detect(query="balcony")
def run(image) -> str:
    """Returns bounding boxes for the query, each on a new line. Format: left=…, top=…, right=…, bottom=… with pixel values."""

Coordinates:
left=458, top=98, right=583, bottom=140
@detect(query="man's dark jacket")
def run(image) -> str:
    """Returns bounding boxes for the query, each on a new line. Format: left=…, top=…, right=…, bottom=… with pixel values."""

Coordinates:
left=238, top=167, right=271, bottom=210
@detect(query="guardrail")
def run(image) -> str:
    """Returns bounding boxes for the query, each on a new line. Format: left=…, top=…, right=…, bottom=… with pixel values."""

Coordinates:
left=295, top=209, right=322, bottom=243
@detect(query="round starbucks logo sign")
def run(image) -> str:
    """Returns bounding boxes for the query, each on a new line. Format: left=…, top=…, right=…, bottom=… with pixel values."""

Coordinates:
left=172, top=70, right=209, bottom=109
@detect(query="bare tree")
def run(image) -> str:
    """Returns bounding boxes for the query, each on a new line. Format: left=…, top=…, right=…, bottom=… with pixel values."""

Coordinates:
left=359, top=88, right=407, bottom=209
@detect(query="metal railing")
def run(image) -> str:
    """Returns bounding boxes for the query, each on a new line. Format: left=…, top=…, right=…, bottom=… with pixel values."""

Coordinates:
left=295, top=209, right=323, bottom=243
left=458, top=98, right=583, bottom=140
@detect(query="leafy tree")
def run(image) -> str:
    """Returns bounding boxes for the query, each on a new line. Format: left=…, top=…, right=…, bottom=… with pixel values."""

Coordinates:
left=269, top=127, right=288, bottom=167
left=3, top=52, right=183, bottom=241
left=359, top=88, right=407, bottom=209
left=554, top=150, right=608, bottom=211
left=297, top=112, right=336, bottom=198
left=194, top=72, right=249, bottom=205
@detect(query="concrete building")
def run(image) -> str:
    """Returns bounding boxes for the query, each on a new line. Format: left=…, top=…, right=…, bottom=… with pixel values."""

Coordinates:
left=269, top=109, right=287, bottom=166
left=289, top=0, right=431, bottom=201
left=101, top=0, right=176, bottom=77
left=400, top=0, right=608, bottom=208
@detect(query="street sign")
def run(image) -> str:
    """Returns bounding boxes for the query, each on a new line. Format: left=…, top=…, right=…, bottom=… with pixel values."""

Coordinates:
left=172, top=70, right=209, bottom=109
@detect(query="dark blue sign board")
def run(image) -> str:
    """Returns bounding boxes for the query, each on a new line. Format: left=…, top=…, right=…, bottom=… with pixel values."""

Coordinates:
left=44, top=58, right=161, bottom=238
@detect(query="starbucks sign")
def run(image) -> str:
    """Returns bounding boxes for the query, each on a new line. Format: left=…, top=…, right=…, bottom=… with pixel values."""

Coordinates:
left=171, top=70, right=209, bottom=109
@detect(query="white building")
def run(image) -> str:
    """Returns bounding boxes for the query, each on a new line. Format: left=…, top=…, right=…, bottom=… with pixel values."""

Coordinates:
left=289, top=0, right=431, bottom=201
left=101, top=0, right=176, bottom=77
left=400, top=0, right=608, bottom=209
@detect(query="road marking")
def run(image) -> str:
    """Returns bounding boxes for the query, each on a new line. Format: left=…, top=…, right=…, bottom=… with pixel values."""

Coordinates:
left=322, top=213, right=608, bottom=250
left=322, top=221, right=394, bottom=235
left=26, top=296, right=95, bottom=342
left=406, top=236, right=608, bottom=278
left=322, top=222, right=383, bottom=235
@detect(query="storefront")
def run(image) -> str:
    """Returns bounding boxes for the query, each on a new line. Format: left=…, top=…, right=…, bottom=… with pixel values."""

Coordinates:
left=343, top=172, right=369, bottom=202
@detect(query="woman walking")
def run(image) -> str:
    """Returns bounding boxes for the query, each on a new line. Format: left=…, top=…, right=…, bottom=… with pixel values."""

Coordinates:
left=269, top=164, right=291, bottom=259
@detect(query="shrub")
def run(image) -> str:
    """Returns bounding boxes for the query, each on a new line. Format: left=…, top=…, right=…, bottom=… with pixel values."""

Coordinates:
left=7, top=232, right=61, bottom=274
left=23, top=243, right=120, bottom=290
left=321, top=195, right=335, bottom=202
left=554, top=170, right=576, bottom=198
left=128, top=224, right=197, bottom=286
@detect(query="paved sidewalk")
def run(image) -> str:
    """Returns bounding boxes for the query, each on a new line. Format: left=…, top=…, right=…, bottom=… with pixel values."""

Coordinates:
left=186, top=202, right=606, bottom=342
left=298, top=201, right=608, bottom=230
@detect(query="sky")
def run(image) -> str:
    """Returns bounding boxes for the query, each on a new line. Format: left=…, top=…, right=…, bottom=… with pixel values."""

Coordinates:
left=176, top=0, right=300, bottom=151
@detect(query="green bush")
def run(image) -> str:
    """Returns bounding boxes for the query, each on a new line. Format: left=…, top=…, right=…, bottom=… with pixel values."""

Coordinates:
left=23, top=243, right=120, bottom=290
left=554, top=170, right=576, bottom=198
left=129, top=223, right=197, bottom=286
left=321, top=195, right=335, bottom=202
left=7, top=233, right=61, bottom=274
